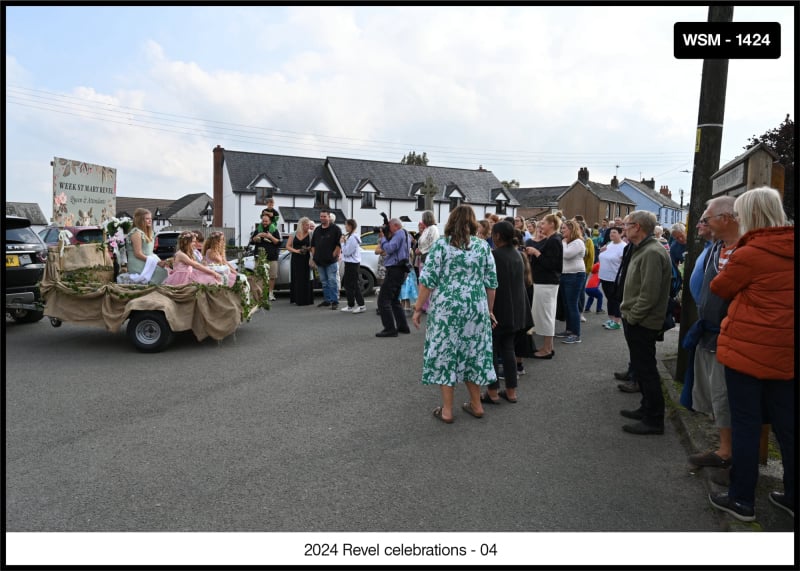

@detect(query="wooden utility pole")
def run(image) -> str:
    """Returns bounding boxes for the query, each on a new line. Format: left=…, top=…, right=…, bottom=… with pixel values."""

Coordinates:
left=675, top=5, right=733, bottom=383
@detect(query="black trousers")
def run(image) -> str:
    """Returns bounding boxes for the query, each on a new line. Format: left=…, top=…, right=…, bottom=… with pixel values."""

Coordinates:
left=378, top=266, right=410, bottom=333
left=622, top=320, right=664, bottom=426
left=343, top=262, right=365, bottom=307
left=490, top=330, right=517, bottom=390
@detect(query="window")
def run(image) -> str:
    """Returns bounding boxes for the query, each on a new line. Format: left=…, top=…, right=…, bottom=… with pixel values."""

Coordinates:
left=449, top=196, right=461, bottom=210
left=416, top=195, right=425, bottom=211
left=255, top=188, right=272, bottom=205
left=361, top=192, right=375, bottom=209
left=605, top=203, right=611, bottom=218
left=616, top=204, right=621, bottom=217
left=315, top=191, right=329, bottom=208
left=496, top=201, right=507, bottom=215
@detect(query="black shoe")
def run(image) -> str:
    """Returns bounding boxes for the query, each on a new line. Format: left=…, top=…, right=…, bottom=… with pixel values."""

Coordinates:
left=398, top=328, right=411, bottom=334
left=688, top=450, right=731, bottom=468
left=622, top=421, right=664, bottom=435
left=617, top=381, right=640, bottom=393
left=769, top=491, right=794, bottom=518
left=330, top=303, right=339, bottom=310
left=318, top=301, right=331, bottom=307
left=596, top=309, right=604, bottom=313
left=375, top=330, right=398, bottom=337
left=620, top=408, right=644, bottom=420
left=613, top=369, right=631, bottom=381
left=708, top=492, right=755, bottom=522
left=531, top=351, right=554, bottom=360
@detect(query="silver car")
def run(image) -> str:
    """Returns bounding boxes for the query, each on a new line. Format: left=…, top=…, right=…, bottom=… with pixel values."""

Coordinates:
left=233, top=248, right=381, bottom=297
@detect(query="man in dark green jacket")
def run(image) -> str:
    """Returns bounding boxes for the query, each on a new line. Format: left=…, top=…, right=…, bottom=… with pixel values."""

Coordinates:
left=619, top=211, right=672, bottom=435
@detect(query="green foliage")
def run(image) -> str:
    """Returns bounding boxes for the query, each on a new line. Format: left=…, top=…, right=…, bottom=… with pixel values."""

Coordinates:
left=501, top=179, right=520, bottom=190
left=746, top=114, right=794, bottom=218
left=400, top=151, right=429, bottom=165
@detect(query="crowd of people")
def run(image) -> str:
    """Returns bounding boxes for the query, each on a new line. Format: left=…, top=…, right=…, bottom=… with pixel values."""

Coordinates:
left=123, top=186, right=794, bottom=524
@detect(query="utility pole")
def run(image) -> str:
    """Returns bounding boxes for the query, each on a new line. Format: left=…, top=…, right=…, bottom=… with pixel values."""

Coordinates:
left=675, top=5, right=733, bottom=383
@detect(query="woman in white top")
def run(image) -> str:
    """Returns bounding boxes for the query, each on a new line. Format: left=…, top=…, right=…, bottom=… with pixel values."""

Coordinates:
left=557, top=220, right=586, bottom=344
left=340, top=219, right=365, bottom=313
left=415, top=210, right=440, bottom=312
left=598, top=226, right=627, bottom=330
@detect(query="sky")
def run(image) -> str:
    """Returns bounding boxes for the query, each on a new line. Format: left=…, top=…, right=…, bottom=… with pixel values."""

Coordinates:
left=4, top=4, right=796, bottom=223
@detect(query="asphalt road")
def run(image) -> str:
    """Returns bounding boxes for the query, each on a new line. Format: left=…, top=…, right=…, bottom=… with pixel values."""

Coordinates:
left=5, top=293, right=738, bottom=564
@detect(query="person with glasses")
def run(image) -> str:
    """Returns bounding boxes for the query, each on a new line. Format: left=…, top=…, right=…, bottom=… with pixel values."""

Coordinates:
left=618, top=211, right=672, bottom=435
left=514, top=216, right=532, bottom=242
left=708, top=187, right=795, bottom=522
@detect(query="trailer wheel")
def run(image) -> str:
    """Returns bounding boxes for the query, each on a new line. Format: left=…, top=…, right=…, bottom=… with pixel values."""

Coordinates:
left=127, top=311, right=173, bottom=353
left=49, top=317, right=62, bottom=327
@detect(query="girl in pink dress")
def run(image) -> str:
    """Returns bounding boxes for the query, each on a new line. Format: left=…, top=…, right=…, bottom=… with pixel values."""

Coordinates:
left=163, top=232, right=223, bottom=286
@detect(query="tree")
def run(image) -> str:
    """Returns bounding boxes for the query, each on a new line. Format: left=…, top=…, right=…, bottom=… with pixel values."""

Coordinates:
left=400, top=151, right=429, bottom=165
left=501, top=179, right=520, bottom=190
left=746, top=114, right=794, bottom=218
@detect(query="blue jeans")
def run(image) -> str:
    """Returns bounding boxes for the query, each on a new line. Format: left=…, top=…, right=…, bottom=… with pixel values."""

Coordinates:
left=560, top=272, right=585, bottom=337
left=317, top=262, right=339, bottom=304
left=725, top=367, right=795, bottom=507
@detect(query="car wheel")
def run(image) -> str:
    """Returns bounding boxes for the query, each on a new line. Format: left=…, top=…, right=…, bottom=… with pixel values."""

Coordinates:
left=357, top=267, right=375, bottom=297
left=9, top=308, right=45, bottom=323
left=127, top=310, right=173, bottom=353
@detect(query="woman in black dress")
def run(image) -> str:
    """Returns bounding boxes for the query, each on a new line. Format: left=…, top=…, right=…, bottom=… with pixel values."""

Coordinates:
left=286, top=217, right=314, bottom=305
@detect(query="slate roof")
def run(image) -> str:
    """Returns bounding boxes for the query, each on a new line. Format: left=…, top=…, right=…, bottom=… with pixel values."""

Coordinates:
left=509, top=186, right=570, bottom=207
left=578, top=180, right=636, bottom=205
left=621, top=178, right=681, bottom=209
left=325, top=157, right=516, bottom=206
left=115, top=197, right=176, bottom=218
left=223, top=150, right=340, bottom=198
left=164, top=192, right=212, bottom=218
left=6, top=202, right=48, bottom=225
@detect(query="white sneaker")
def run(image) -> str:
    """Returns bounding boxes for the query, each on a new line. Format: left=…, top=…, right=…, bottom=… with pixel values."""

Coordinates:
left=268, top=293, right=276, bottom=301
left=602, top=320, right=613, bottom=329
left=580, top=315, right=587, bottom=322
left=340, top=306, right=353, bottom=312
left=352, top=306, right=366, bottom=314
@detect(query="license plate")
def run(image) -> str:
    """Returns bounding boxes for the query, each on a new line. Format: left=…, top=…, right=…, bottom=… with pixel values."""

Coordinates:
left=5, top=254, right=20, bottom=267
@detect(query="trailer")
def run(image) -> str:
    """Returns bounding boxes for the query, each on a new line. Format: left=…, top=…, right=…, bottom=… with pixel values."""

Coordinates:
left=40, top=252, right=268, bottom=353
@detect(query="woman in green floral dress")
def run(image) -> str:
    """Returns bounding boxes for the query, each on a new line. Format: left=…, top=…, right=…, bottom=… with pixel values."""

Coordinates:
left=412, top=205, right=498, bottom=423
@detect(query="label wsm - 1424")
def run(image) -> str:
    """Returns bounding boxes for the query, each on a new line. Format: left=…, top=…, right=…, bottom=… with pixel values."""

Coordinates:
left=674, top=22, right=780, bottom=59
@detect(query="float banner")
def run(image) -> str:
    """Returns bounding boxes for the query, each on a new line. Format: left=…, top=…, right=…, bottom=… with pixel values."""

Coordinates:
left=52, top=157, right=116, bottom=226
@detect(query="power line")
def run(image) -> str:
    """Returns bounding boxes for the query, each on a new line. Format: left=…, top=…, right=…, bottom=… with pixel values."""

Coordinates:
left=7, top=85, right=693, bottom=170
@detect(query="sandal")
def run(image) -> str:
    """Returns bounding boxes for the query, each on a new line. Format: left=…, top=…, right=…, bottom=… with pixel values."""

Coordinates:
left=498, top=389, right=518, bottom=403
left=480, top=392, right=501, bottom=405
left=432, top=407, right=454, bottom=424
left=461, top=402, right=484, bottom=418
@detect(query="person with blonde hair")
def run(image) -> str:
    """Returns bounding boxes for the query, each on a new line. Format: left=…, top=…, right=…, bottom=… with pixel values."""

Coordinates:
left=708, top=187, right=794, bottom=522
left=203, top=231, right=238, bottom=285
left=556, top=219, right=586, bottom=344
left=124, top=208, right=169, bottom=284
left=287, top=216, right=314, bottom=306
left=525, top=215, right=563, bottom=358
left=412, top=205, right=498, bottom=423
left=163, top=231, right=222, bottom=286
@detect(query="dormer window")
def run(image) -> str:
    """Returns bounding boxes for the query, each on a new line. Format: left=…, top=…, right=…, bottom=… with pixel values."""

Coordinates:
left=255, top=187, right=273, bottom=205
left=361, top=190, right=376, bottom=209
left=449, top=196, right=462, bottom=210
left=496, top=200, right=507, bottom=215
left=315, top=190, right=329, bottom=208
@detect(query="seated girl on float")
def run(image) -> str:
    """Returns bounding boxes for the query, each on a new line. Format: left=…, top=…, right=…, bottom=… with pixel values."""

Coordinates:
left=202, top=231, right=238, bottom=286
left=162, top=231, right=223, bottom=286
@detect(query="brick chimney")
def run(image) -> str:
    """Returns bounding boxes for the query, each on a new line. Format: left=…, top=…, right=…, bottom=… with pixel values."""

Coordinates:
left=659, top=185, right=672, bottom=198
left=578, top=167, right=589, bottom=185
left=610, top=175, right=619, bottom=189
left=213, top=145, right=224, bottom=227
left=641, top=177, right=655, bottom=190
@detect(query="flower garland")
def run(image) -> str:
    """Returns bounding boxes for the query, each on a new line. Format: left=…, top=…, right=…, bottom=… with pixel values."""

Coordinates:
left=103, top=217, right=133, bottom=265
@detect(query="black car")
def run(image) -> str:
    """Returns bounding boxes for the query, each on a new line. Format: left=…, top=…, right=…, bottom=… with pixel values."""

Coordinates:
left=5, top=215, right=48, bottom=323
left=154, top=230, right=181, bottom=260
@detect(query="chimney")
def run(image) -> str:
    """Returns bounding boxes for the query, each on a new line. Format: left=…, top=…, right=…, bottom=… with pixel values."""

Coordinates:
left=213, top=145, right=224, bottom=227
left=578, top=167, right=589, bottom=184
left=660, top=185, right=672, bottom=198
left=641, top=177, right=655, bottom=190
left=610, top=175, right=619, bottom=189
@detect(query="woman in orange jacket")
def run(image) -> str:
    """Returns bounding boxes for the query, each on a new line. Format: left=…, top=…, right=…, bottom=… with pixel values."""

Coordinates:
left=707, top=187, right=795, bottom=523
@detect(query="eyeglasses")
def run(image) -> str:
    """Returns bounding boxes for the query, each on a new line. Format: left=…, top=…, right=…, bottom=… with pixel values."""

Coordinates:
left=622, top=222, right=638, bottom=227
left=699, top=213, right=725, bottom=225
